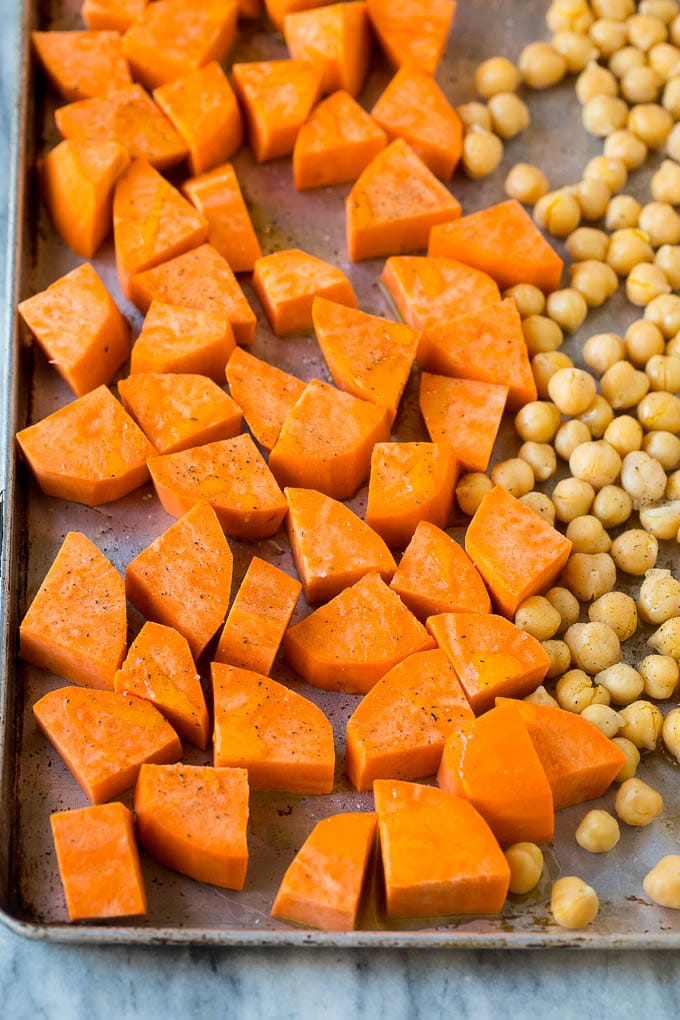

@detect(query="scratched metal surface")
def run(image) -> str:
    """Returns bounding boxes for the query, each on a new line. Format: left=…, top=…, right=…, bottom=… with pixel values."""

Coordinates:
left=2, top=0, right=680, bottom=947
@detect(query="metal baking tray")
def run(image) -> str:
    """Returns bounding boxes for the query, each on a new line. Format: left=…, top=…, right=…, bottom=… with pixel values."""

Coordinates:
left=3, top=0, right=680, bottom=947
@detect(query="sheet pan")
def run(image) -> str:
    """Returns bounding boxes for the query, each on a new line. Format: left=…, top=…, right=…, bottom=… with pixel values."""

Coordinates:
left=3, top=0, right=680, bottom=946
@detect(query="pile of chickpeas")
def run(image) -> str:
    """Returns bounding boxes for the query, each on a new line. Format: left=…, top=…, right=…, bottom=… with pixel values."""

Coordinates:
left=456, top=0, right=680, bottom=932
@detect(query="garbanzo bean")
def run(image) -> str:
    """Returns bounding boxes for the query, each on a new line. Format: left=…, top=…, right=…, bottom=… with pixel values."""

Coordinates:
left=566, top=226, right=610, bottom=262
left=589, top=591, right=638, bottom=640
left=518, top=491, right=556, bottom=524
left=518, top=441, right=557, bottom=481
left=533, top=190, right=582, bottom=237
left=617, top=701, right=665, bottom=750
left=643, top=856, right=680, bottom=909
left=462, top=126, right=504, bottom=179
left=643, top=430, right=680, bottom=470
left=644, top=293, right=680, bottom=337
left=552, top=478, right=596, bottom=522
left=611, top=528, right=659, bottom=573
left=525, top=684, right=560, bottom=707
left=563, top=551, right=617, bottom=601
left=532, top=351, right=574, bottom=398
left=645, top=355, right=680, bottom=392
left=641, top=1, right=679, bottom=24
left=542, top=639, right=572, bottom=677
left=575, top=62, right=619, bottom=104
left=648, top=616, right=680, bottom=657
left=582, top=155, right=628, bottom=192
left=667, top=469, right=680, bottom=498
left=611, top=736, right=641, bottom=781
left=606, top=228, right=655, bottom=276
left=638, top=569, right=680, bottom=624
left=663, top=76, right=680, bottom=116
left=592, top=484, right=634, bottom=527
left=590, top=17, right=629, bottom=55
left=474, top=56, right=521, bottom=98
left=648, top=39, right=680, bottom=77
left=519, top=41, right=568, bottom=88
left=620, top=449, right=668, bottom=506
left=609, top=44, right=648, bottom=78
left=583, top=331, right=626, bottom=375
left=556, top=669, right=611, bottom=713
left=615, top=777, right=664, bottom=824
left=550, top=877, right=599, bottom=929
left=456, top=101, right=493, bottom=132
left=639, top=499, right=680, bottom=538
left=662, top=707, right=680, bottom=761
left=554, top=419, right=593, bottom=460
left=515, top=401, right=562, bottom=443
left=515, top=595, right=562, bottom=640
left=575, top=809, right=621, bottom=852
left=547, top=0, right=594, bottom=32
left=666, top=118, right=680, bottom=156
left=488, top=92, right=530, bottom=138
left=605, top=194, right=641, bottom=230
left=570, top=259, right=618, bottom=305
left=504, top=282, right=546, bottom=318
left=639, top=201, right=680, bottom=244
left=505, top=842, right=544, bottom=895
left=621, top=65, right=662, bottom=103
left=574, top=180, right=616, bottom=224
left=600, top=360, right=651, bottom=408
left=604, top=414, right=644, bottom=456
left=651, top=159, right=680, bottom=204
left=627, top=14, right=669, bottom=51
left=582, top=94, right=629, bottom=135
left=545, top=288, right=588, bottom=333
left=490, top=457, right=535, bottom=497
left=547, top=586, right=581, bottom=632
left=566, top=514, right=612, bottom=553
left=626, top=262, right=673, bottom=306
left=595, top=662, right=645, bottom=705
left=639, top=653, right=680, bottom=698
left=637, top=389, right=680, bottom=430
left=522, top=314, right=564, bottom=356
left=625, top=319, right=666, bottom=365
left=569, top=440, right=622, bottom=489
left=579, top=395, right=615, bottom=439
left=604, top=128, right=649, bottom=169
left=552, top=30, right=599, bottom=71
left=547, top=367, right=596, bottom=415
left=580, top=704, right=625, bottom=738
left=564, top=621, right=621, bottom=673
left=504, top=163, right=550, bottom=205
left=455, top=472, right=493, bottom=516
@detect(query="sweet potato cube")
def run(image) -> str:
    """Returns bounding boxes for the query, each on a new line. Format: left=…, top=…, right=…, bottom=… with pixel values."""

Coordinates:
left=51, top=803, right=147, bottom=921
left=130, top=301, right=236, bottom=382
left=419, top=373, right=508, bottom=474
left=366, top=0, right=457, bottom=75
left=380, top=255, right=500, bottom=334
left=265, top=0, right=330, bottom=32
left=283, top=2, right=371, bottom=98
left=225, top=348, right=305, bottom=451
left=232, top=60, right=323, bottom=162
left=18, top=263, right=130, bottom=396
left=293, top=89, right=387, bottom=191
left=182, top=163, right=261, bottom=272
left=81, top=0, right=148, bottom=33
left=32, top=30, right=132, bottom=101
left=253, top=249, right=357, bottom=336
left=465, top=485, right=573, bottom=619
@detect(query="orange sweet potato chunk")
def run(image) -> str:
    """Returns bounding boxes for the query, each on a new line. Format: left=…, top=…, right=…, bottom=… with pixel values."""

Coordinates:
left=81, top=0, right=148, bottom=33
left=345, top=648, right=474, bottom=791
left=225, top=348, right=305, bottom=451
left=365, top=441, right=459, bottom=549
left=373, top=779, right=510, bottom=918
left=32, top=30, right=132, bottom=101
left=182, top=163, right=261, bottom=272
left=130, top=301, right=236, bottom=381
left=122, top=0, right=238, bottom=90
left=283, top=2, right=371, bottom=98
left=293, top=90, right=387, bottom=191
left=389, top=520, right=491, bottom=620
left=51, top=803, right=147, bottom=921
left=41, top=138, right=130, bottom=259
left=18, top=263, right=130, bottom=396
left=33, top=686, right=182, bottom=804
left=268, top=379, right=391, bottom=501
left=419, top=372, right=508, bottom=474
left=367, top=0, right=457, bottom=75
left=283, top=571, right=435, bottom=694
left=253, top=249, right=357, bottom=336
left=371, top=66, right=463, bottom=180
left=346, top=139, right=461, bottom=261
left=128, top=243, right=256, bottom=345
left=427, top=611, right=551, bottom=714
left=153, top=63, right=243, bottom=177
left=428, top=198, right=564, bottom=293
left=16, top=385, right=155, bottom=506
left=265, top=0, right=330, bottom=32
left=313, top=296, right=419, bottom=423
left=232, top=60, right=323, bottom=162
left=147, top=433, right=288, bottom=540
left=125, top=500, right=233, bottom=661
left=135, top=763, right=249, bottom=889
left=271, top=812, right=377, bottom=931
left=118, top=372, right=242, bottom=454
left=212, top=663, right=335, bottom=794
left=380, top=255, right=500, bottom=334
left=114, top=621, right=210, bottom=748
left=214, top=556, right=301, bottom=675
left=55, top=84, right=189, bottom=172
left=20, top=531, right=126, bottom=691
left=285, top=486, right=396, bottom=603
left=465, top=485, right=572, bottom=619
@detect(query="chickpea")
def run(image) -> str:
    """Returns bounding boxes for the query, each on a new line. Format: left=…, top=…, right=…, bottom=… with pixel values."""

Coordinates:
left=592, top=484, right=633, bottom=527
left=582, top=94, right=629, bottom=136
left=625, top=319, right=666, bottom=366
left=565, top=621, right=621, bottom=673
left=579, top=394, right=615, bottom=439
left=519, top=41, right=567, bottom=89
left=666, top=119, right=680, bottom=157
left=575, top=63, right=618, bottom=104
left=566, top=514, right=612, bottom=553
left=627, top=262, right=672, bottom=306
left=474, top=56, right=521, bottom=98
left=592, top=1, right=634, bottom=22
left=620, top=449, right=667, bottom=507
left=550, top=876, right=599, bottom=929
left=462, top=126, right=504, bottom=179
left=455, top=472, right=493, bottom=516
left=515, top=401, right=562, bottom=443
left=639, top=653, right=679, bottom=698
left=663, top=76, right=680, bottom=117
left=542, top=639, right=572, bottom=678
left=605, top=194, right=641, bottom=231
left=638, top=390, right=680, bottom=430
left=662, top=707, right=680, bottom=760
left=552, top=478, right=596, bottom=522
left=604, top=128, right=648, bottom=169
left=639, top=499, right=680, bottom=538
left=641, top=1, right=680, bottom=24
left=601, top=361, right=651, bottom=409
left=611, top=528, right=659, bottom=574
left=575, top=809, right=621, bottom=852
left=621, top=65, right=662, bottom=103
left=611, top=736, right=641, bottom=781
left=639, top=201, right=680, bottom=245
left=609, top=45, right=648, bottom=78
left=646, top=294, right=680, bottom=337
left=545, top=289, right=588, bottom=333
left=615, top=777, right=664, bottom=825
left=504, top=282, right=546, bottom=318
left=590, top=18, right=629, bottom=56
left=547, top=367, right=596, bottom=416
left=617, top=701, right=664, bottom=749
left=589, top=591, right=638, bottom=640
left=519, top=491, right=556, bottom=524
left=644, top=430, right=680, bottom=471
left=569, top=260, right=618, bottom=306
left=627, top=14, right=669, bottom=51
left=648, top=40, right=680, bottom=77
left=569, top=440, right=622, bottom=489
left=651, top=160, right=680, bottom=208
left=582, top=155, right=627, bottom=193
left=504, top=163, right=549, bottom=205
left=556, top=669, right=611, bottom=713
left=547, top=586, right=581, bottom=632
left=525, top=684, right=560, bottom=707
left=532, top=351, right=574, bottom=398
left=552, top=30, right=599, bottom=72
left=667, top=469, right=680, bottom=499
left=672, top=12, right=680, bottom=48
left=595, top=663, right=645, bottom=705
left=515, top=595, right=562, bottom=641
left=554, top=419, right=593, bottom=460
left=533, top=190, right=582, bottom=237
left=518, top=441, right=557, bottom=481
left=490, top=457, right=535, bottom=497
left=629, top=102, right=674, bottom=149
left=547, top=0, right=595, bottom=33
left=646, top=356, right=680, bottom=392
left=648, top=616, right=680, bottom=657
left=504, top=840, right=544, bottom=895
left=566, top=227, right=610, bottom=262
left=456, top=101, right=493, bottom=132
left=563, top=551, right=616, bottom=601
left=638, top=569, right=680, bottom=624
left=606, top=228, right=654, bottom=276
left=522, top=314, right=564, bottom=356
left=581, top=704, right=625, bottom=738
left=570, top=178, right=614, bottom=221
left=488, top=92, right=530, bottom=139
left=603, top=415, right=644, bottom=456
left=583, top=332, right=626, bottom=376
left=666, top=336, right=680, bottom=357
left=643, top=856, right=680, bottom=909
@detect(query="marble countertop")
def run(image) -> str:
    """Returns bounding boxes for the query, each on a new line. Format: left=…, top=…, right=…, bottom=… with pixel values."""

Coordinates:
left=3, top=9, right=680, bottom=1018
